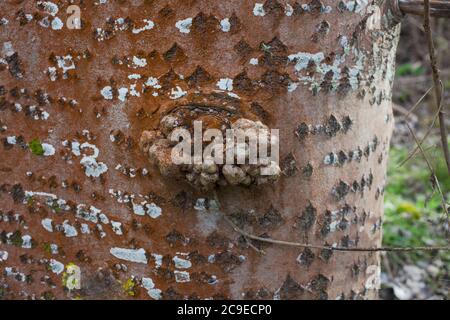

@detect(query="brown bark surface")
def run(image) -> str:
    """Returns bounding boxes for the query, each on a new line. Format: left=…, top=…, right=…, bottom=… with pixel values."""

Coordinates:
left=0, top=0, right=400, bottom=300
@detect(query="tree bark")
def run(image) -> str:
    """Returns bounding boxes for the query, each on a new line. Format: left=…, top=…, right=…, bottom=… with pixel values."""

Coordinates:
left=0, top=0, right=400, bottom=300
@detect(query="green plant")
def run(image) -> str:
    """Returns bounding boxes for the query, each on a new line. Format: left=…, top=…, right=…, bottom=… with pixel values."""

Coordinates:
left=28, top=138, right=44, bottom=156
left=383, top=145, right=450, bottom=262
left=396, top=62, right=425, bottom=77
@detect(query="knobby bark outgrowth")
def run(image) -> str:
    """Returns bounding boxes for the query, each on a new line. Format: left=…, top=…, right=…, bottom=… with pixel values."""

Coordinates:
left=0, top=1, right=403, bottom=300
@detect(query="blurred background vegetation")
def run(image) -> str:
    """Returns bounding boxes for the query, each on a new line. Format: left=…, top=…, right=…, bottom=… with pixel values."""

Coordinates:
left=381, top=15, right=450, bottom=299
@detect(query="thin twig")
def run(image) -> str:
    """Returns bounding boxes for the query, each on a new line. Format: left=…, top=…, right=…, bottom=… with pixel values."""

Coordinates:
left=381, top=252, right=395, bottom=278
left=398, top=82, right=444, bottom=167
left=404, top=85, right=434, bottom=119
left=424, top=0, right=450, bottom=175
left=244, top=236, right=266, bottom=255
left=393, top=104, right=419, bottom=122
left=396, top=69, right=450, bottom=85
left=223, top=215, right=450, bottom=253
left=397, top=84, right=434, bottom=166
left=211, top=185, right=450, bottom=253
left=399, top=0, right=450, bottom=18
left=404, top=120, right=450, bottom=234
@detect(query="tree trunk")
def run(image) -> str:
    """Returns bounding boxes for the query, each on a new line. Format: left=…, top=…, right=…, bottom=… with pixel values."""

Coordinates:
left=0, top=0, right=400, bottom=300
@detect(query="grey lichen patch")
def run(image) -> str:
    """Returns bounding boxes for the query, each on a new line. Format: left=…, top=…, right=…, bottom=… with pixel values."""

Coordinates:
left=94, top=16, right=137, bottom=41
left=285, top=3, right=400, bottom=96
left=338, top=0, right=370, bottom=14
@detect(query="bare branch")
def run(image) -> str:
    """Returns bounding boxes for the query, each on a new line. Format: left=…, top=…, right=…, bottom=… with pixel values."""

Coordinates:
left=398, top=83, right=443, bottom=167
left=423, top=0, right=450, bottom=175
left=223, top=215, right=450, bottom=253
left=404, top=119, right=450, bottom=236
left=399, top=0, right=450, bottom=18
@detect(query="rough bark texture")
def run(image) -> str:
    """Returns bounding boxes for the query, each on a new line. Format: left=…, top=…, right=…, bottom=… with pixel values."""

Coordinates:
left=0, top=0, right=400, bottom=300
